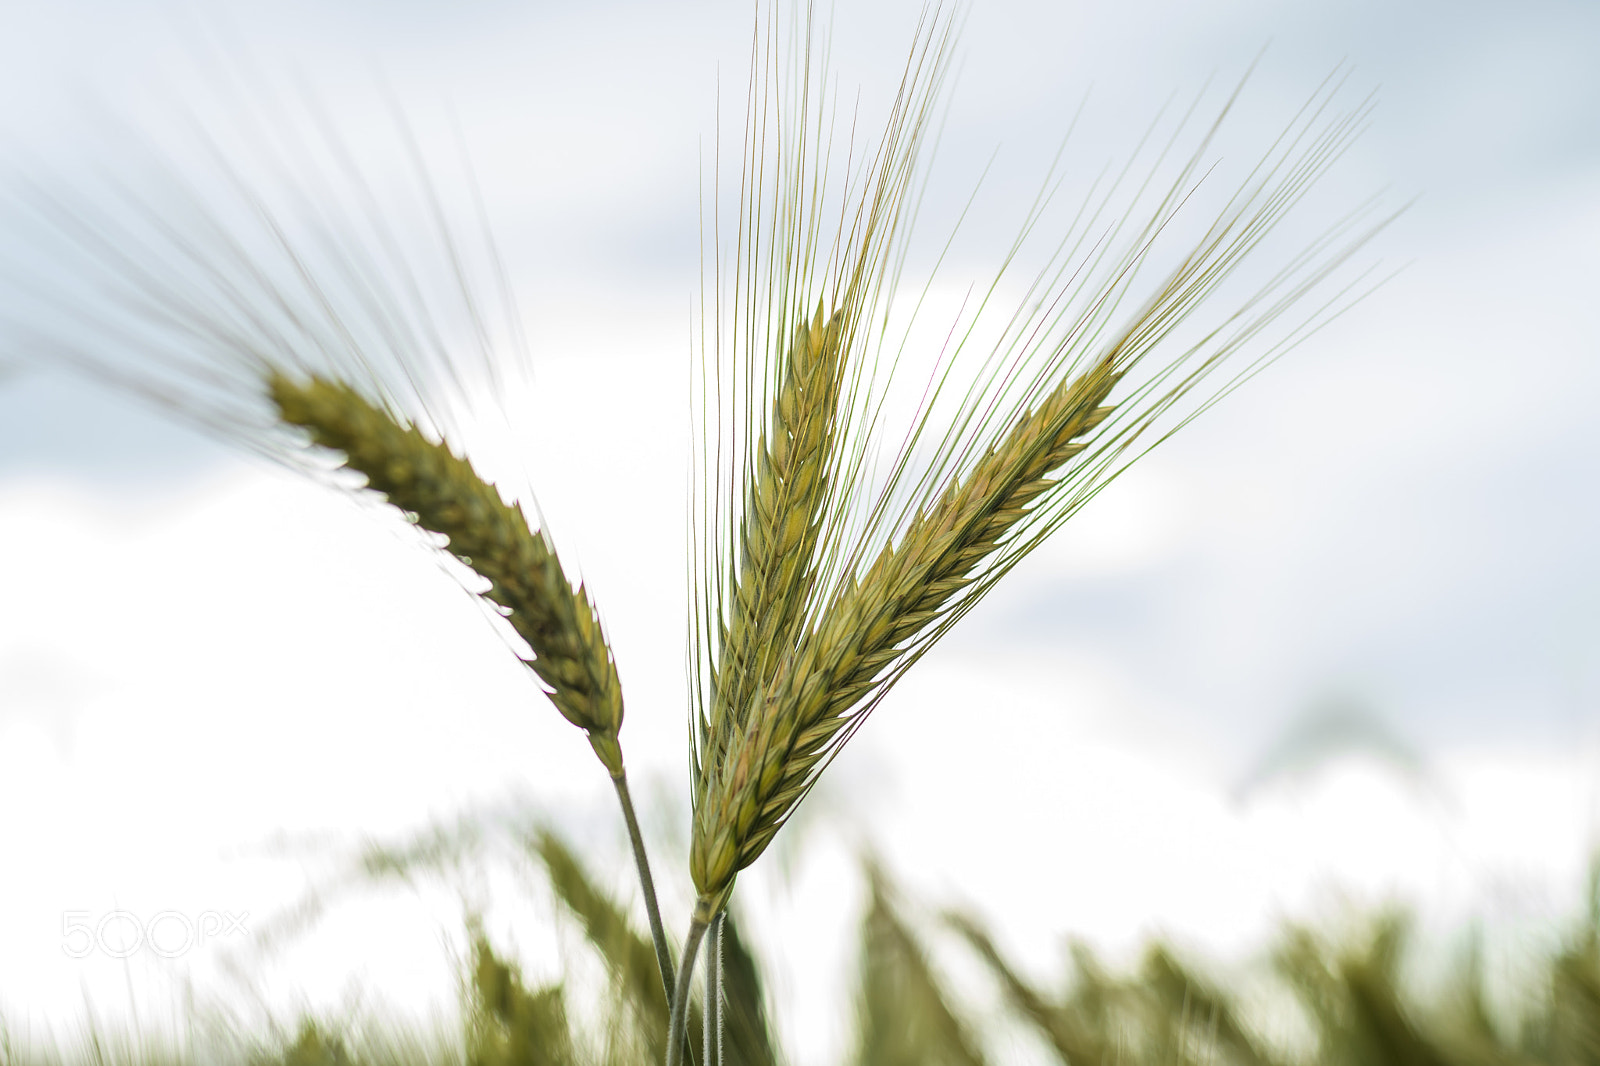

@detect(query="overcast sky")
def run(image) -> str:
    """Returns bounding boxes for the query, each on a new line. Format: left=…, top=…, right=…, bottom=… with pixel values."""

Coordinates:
left=1, top=0, right=1597, bottom=1060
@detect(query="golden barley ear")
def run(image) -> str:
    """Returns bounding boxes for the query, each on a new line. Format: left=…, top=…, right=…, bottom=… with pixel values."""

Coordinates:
left=269, top=371, right=626, bottom=774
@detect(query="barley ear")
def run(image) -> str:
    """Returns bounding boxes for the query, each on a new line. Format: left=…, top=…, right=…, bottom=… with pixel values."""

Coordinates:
left=267, top=371, right=627, bottom=774
left=706, top=302, right=846, bottom=776
left=691, top=361, right=1119, bottom=908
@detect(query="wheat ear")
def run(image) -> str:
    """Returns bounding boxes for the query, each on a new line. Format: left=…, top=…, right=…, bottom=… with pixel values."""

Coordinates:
left=691, top=360, right=1118, bottom=911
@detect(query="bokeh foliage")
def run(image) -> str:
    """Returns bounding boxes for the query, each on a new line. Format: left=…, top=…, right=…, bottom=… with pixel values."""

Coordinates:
left=7, top=827, right=1596, bottom=1066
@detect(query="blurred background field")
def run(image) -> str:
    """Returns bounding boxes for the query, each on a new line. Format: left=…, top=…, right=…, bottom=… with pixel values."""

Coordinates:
left=4, top=814, right=1599, bottom=1065
left=1, top=0, right=1598, bottom=1062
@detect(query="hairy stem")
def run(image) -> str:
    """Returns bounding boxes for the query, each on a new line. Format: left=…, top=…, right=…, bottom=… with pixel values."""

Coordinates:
left=666, top=915, right=710, bottom=1066
left=611, top=769, right=675, bottom=1007
left=704, top=915, right=724, bottom=1066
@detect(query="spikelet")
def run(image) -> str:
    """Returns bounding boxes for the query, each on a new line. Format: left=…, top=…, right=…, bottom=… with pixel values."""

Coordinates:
left=269, top=372, right=627, bottom=774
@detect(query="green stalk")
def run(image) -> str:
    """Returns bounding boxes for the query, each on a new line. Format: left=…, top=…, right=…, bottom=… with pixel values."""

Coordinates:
left=611, top=769, right=676, bottom=1004
left=666, top=914, right=711, bottom=1066
left=704, top=915, right=724, bottom=1066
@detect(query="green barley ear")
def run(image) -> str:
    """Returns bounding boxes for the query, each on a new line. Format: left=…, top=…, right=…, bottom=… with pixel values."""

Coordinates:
left=269, top=371, right=626, bottom=775
left=686, top=3, right=956, bottom=924
left=469, top=935, right=579, bottom=1066
left=1140, top=945, right=1282, bottom=1066
left=695, top=363, right=1119, bottom=904
left=855, top=864, right=988, bottom=1066
left=949, top=909, right=1114, bottom=1066
left=5, top=66, right=686, bottom=1019
left=529, top=828, right=675, bottom=1056
left=705, top=302, right=846, bottom=783
left=687, top=7, right=1398, bottom=926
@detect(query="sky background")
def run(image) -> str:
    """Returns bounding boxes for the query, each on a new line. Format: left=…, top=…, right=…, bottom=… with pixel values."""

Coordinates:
left=0, top=0, right=1598, bottom=1061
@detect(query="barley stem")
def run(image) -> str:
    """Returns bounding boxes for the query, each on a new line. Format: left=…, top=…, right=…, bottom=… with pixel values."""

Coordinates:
left=703, top=915, right=724, bottom=1066
left=611, top=769, right=676, bottom=1009
left=665, top=915, right=710, bottom=1066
